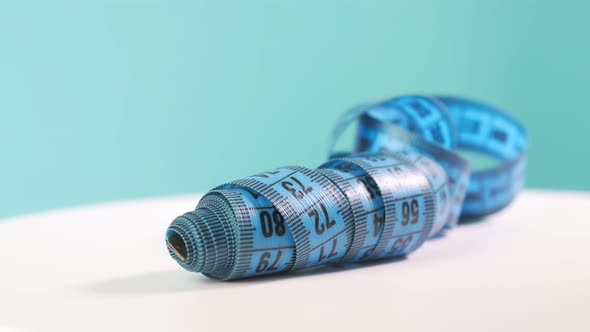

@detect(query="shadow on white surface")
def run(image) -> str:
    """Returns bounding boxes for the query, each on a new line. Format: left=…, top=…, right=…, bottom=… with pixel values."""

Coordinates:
left=83, top=256, right=408, bottom=296
left=83, top=270, right=223, bottom=295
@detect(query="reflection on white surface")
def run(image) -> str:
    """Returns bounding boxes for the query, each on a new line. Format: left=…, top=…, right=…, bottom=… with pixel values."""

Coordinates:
left=0, top=191, right=589, bottom=332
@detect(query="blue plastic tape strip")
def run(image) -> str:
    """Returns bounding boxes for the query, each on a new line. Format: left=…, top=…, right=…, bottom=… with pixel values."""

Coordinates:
left=165, top=95, right=527, bottom=280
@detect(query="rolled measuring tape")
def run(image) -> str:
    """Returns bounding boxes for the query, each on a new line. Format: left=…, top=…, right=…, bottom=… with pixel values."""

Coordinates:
left=165, top=95, right=527, bottom=280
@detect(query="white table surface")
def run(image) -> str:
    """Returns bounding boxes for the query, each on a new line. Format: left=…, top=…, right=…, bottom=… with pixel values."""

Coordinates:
left=0, top=190, right=589, bottom=332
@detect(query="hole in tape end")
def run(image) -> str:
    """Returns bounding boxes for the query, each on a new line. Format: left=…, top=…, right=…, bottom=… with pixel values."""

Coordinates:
left=166, top=229, right=188, bottom=262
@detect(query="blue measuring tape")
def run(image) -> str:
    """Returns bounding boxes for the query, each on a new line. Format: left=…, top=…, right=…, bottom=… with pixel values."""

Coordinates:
left=165, top=95, right=527, bottom=280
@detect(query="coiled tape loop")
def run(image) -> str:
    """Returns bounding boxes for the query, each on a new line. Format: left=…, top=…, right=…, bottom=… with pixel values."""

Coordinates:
left=165, top=95, right=527, bottom=280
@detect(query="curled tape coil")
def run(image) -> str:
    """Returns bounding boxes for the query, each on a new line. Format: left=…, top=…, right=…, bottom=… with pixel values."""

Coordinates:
left=165, top=95, right=527, bottom=280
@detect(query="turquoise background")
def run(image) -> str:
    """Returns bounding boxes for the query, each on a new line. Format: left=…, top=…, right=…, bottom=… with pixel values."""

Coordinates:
left=1, top=1, right=588, bottom=219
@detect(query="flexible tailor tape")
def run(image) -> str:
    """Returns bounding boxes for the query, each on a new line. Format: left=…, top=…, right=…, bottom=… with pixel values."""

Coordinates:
left=165, top=95, right=527, bottom=280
